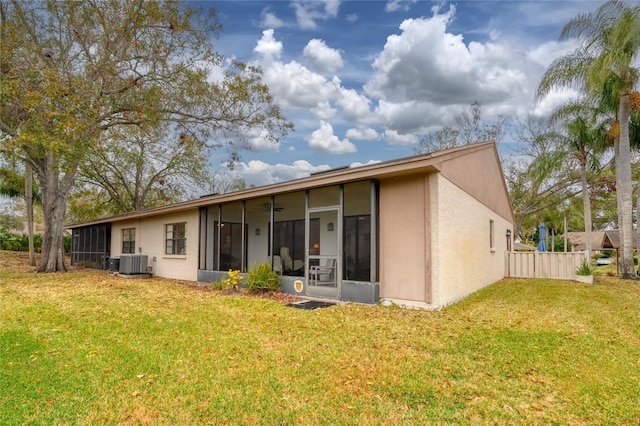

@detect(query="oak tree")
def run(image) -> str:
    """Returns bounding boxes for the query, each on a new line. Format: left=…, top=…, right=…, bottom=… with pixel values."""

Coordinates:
left=0, top=0, right=292, bottom=272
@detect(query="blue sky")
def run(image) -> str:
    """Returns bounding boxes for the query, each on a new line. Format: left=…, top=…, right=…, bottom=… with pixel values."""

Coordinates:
left=203, top=0, right=610, bottom=186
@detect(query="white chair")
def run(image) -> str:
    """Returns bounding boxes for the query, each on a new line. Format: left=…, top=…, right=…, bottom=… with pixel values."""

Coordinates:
left=266, top=255, right=283, bottom=275
left=309, top=258, right=336, bottom=287
left=280, top=247, right=303, bottom=273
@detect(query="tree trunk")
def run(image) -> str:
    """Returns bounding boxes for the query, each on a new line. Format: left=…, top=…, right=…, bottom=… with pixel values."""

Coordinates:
left=580, top=160, right=592, bottom=262
left=637, top=183, right=640, bottom=277
left=613, top=137, right=624, bottom=276
left=617, top=94, right=634, bottom=278
left=564, top=216, right=567, bottom=253
left=35, top=152, right=76, bottom=273
left=25, top=161, right=35, bottom=266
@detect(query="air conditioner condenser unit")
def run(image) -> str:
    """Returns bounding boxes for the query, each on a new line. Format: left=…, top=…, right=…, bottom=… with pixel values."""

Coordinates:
left=119, top=255, right=149, bottom=275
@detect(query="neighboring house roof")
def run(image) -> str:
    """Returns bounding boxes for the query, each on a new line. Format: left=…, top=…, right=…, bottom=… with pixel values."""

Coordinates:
left=67, top=141, right=514, bottom=228
left=601, top=230, right=638, bottom=250
left=567, top=231, right=606, bottom=251
left=514, top=242, right=536, bottom=251
left=566, top=230, right=638, bottom=251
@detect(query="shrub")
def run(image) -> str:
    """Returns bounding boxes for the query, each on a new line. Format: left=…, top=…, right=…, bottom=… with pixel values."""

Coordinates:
left=0, top=228, right=19, bottom=251
left=0, top=228, right=44, bottom=252
left=576, top=259, right=594, bottom=276
left=246, top=262, right=281, bottom=292
left=212, top=270, right=244, bottom=291
left=63, top=235, right=71, bottom=254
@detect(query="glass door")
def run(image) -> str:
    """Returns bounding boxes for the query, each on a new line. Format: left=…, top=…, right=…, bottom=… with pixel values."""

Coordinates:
left=306, top=207, right=340, bottom=299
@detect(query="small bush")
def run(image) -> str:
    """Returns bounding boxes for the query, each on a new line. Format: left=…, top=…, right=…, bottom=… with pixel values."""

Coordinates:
left=0, top=228, right=45, bottom=252
left=212, top=270, right=243, bottom=291
left=576, top=260, right=594, bottom=276
left=211, top=280, right=225, bottom=291
left=246, top=262, right=281, bottom=292
left=63, top=235, right=71, bottom=254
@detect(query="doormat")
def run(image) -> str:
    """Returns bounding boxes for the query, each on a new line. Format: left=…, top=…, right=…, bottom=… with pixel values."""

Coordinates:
left=286, top=300, right=336, bottom=310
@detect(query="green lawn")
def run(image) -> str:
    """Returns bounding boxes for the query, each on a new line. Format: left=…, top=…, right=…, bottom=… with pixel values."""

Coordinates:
left=1, top=251, right=639, bottom=425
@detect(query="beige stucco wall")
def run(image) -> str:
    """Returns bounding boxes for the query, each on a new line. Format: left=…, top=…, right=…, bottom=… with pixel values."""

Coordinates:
left=437, top=142, right=514, bottom=224
left=379, top=174, right=431, bottom=304
left=379, top=172, right=511, bottom=309
left=430, top=174, right=511, bottom=308
left=110, top=211, right=199, bottom=281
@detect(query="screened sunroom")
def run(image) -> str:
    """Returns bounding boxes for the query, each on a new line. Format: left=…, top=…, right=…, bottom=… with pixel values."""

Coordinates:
left=70, top=223, right=111, bottom=270
left=197, top=180, right=379, bottom=303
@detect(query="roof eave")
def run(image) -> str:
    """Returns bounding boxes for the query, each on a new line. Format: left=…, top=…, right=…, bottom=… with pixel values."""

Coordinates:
left=67, top=142, right=496, bottom=228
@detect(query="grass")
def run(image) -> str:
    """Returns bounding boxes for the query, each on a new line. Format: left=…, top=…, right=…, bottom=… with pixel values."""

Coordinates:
left=1, top=250, right=640, bottom=425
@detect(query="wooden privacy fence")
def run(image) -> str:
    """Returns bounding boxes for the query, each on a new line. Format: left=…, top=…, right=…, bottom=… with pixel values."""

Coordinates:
left=505, top=251, right=587, bottom=279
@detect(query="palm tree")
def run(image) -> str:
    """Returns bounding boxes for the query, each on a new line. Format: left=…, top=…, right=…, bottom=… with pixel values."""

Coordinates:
left=537, top=0, right=640, bottom=278
left=629, top=93, right=640, bottom=254
left=565, top=114, right=608, bottom=260
left=552, top=99, right=611, bottom=260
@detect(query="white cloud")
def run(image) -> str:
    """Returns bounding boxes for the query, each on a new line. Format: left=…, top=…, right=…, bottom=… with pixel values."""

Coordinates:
left=527, top=39, right=577, bottom=69
left=350, top=159, right=382, bottom=168
left=532, top=87, right=579, bottom=117
left=374, top=100, right=455, bottom=134
left=363, top=5, right=540, bottom=132
left=246, top=128, right=280, bottom=153
left=261, top=60, right=340, bottom=109
left=384, top=129, right=418, bottom=146
left=253, top=29, right=283, bottom=63
left=199, top=60, right=225, bottom=84
left=385, top=0, right=417, bottom=13
left=231, top=159, right=331, bottom=185
left=254, top=30, right=341, bottom=109
left=306, top=121, right=357, bottom=154
left=249, top=7, right=559, bottom=158
left=303, top=39, right=344, bottom=74
left=253, top=30, right=376, bottom=123
left=311, top=101, right=337, bottom=120
left=346, top=127, right=379, bottom=140
left=336, top=87, right=373, bottom=122
left=292, top=0, right=341, bottom=30
left=260, top=10, right=286, bottom=29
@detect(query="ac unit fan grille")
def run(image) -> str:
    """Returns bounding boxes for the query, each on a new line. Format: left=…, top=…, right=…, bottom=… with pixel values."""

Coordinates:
left=119, top=255, right=149, bottom=275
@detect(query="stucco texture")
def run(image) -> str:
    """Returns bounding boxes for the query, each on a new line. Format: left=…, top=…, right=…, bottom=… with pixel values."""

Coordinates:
left=111, top=211, right=199, bottom=281
left=432, top=175, right=511, bottom=307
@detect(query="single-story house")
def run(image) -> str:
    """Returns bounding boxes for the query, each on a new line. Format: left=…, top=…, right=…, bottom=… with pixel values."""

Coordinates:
left=567, top=231, right=606, bottom=252
left=68, top=142, right=514, bottom=309
left=514, top=242, right=536, bottom=251
left=567, top=230, right=638, bottom=252
left=601, top=229, right=638, bottom=251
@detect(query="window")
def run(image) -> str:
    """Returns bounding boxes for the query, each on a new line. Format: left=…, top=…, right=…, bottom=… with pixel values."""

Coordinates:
left=166, top=223, right=186, bottom=255
left=122, top=228, right=136, bottom=254
left=214, top=221, right=245, bottom=270
left=273, top=219, right=319, bottom=273
left=489, top=220, right=495, bottom=250
left=344, top=215, right=371, bottom=281
left=343, top=181, right=373, bottom=281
